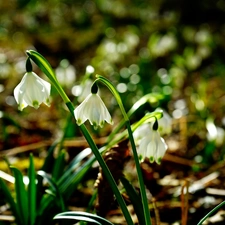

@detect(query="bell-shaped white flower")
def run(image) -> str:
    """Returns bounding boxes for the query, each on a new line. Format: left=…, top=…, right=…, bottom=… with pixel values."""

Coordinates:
left=14, top=72, right=51, bottom=111
left=74, top=93, right=113, bottom=129
left=134, top=120, right=168, bottom=164
left=156, top=108, right=172, bottom=135
left=138, top=129, right=168, bottom=164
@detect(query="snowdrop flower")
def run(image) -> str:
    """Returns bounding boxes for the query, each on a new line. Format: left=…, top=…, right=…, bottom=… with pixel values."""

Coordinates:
left=74, top=83, right=113, bottom=129
left=135, top=120, right=168, bottom=164
left=138, top=130, right=167, bottom=164
left=206, top=118, right=225, bottom=146
left=14, top=71, right=51, bottom=111
left=155, top=108, right=172, bottom=135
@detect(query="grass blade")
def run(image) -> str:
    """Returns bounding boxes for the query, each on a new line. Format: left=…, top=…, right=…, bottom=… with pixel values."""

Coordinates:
left=0, top=178, right=20, bottom=224
left=54, top=211, right=114, bottom=225
left=11, top=167, right=29, bottom=225
left=52, top=150, right=66, bottom=181
left=58, top=147, right=91, bottom=184
left=28, top=154, right=36, bottom=225
left=59, top=155, right=95, bottom=199
left=41, top=142, right=58, bottom=173
left=37, top=170, right=65, bottom=211
left=54, top=215, right=101, bottom=224
left=121, top=176, right=146, bottom=225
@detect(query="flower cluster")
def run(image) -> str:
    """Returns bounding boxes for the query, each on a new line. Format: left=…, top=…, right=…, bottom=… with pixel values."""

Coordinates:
left=14, top=56, right=169, bottom=165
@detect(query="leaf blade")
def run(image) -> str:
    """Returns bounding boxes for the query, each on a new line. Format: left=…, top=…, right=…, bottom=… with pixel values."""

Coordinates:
left=0, top=178, right=21, bottom=224
left=121, top=176, right=146, bottom=225
left=11, top=167, right=29, bottom=225
left=28, top=154, right=36, bottom=225
left=54, top=211, right=114, bottom=225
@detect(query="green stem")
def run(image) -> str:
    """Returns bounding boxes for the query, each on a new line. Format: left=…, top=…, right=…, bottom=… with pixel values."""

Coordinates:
left=126, top=122, right=152, bottom=225
left=95, top=75, right=128, bottom=121
left=67, top=102, right=134, bottom=225
left=80, top=124, right=134, bottom=224
left=197, top=200, right=225, bottom=225
left=96, top=75, right=152, bottom=225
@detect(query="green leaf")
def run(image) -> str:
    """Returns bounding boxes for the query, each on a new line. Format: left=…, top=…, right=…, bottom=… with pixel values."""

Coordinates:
left=37, top=170, right=65, bottom=211
left=54, top=212, right=114, bottom=225
left=52, top=150, right=66, bottom=181
left=59, top=155, right=95, bottom=199
left=121, top=177, right=146, bottom=225
left=11, top=167, right=29, bottom=225
left=197, top=200, right=225, bottom=225
left=35, top=191, right=54, bottom=220
left=0, top=179, right=20, bottom=224
left=28, top=154, right=36, bottom=225
left=55, top=215, right=101, bottom=224
left=58, top=147, right=92, bottom=186
left=36, top=143, right=57, bottom=209
left=41, top=142, right=58, bottom=173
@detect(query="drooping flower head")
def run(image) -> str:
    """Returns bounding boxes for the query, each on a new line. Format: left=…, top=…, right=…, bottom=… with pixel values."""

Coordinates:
left=134, top=119, right=168, bottom=164
left=14, top=58, right=51, bottom=111
left=155, top=108, right=172, bottom=135
left=74, top=82, right=113, bottom=129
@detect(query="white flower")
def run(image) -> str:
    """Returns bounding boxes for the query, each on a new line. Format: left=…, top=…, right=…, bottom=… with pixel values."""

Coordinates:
left=74, top=93, right=113, bottom=129
left=138, top=128, right=168, bottom=164
left=206, top=118, right=225, bottom=146
left=14, top=72, right=51, bottom=111
left=133, top=121, right=168, bottom=164
left=155, top=108, right=172, bottom=135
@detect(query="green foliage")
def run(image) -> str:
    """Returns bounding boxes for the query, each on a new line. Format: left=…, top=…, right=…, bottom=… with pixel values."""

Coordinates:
left=28, top=154, right=36, bottom=225
left=1, top=1, right=225, bottom=224
left=120, top=177, right=145, bottom=225
left=0, top=155, right=34, bottom=225
left=0, top=146, right=95, bottom=225
left=54, top=211, right=114, bottom=225
left=11, top=167, right=29, bottom=225
left=197, top=200, right=225, bottom=225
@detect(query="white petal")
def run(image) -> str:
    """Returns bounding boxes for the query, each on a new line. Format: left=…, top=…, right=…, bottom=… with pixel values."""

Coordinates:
left=139, top=136, right=150, bottom=160
left=14, top=74, right=27, bottom=103
left=14, top=75, right=29, bottom=110
left=74, top=95, right=91, bottom=124
left=134, top=123, right=152, bottom=143
left=155, top=136, right=168, bottom=164
left=155, top=108, right=172, bottom=135
left=147, top=137, right=157, bottom=163
left=87, top=95, right=102, bottom=125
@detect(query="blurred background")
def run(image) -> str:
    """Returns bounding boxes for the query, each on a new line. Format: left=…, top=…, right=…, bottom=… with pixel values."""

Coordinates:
left=1, top=0, right=225, bottom=224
